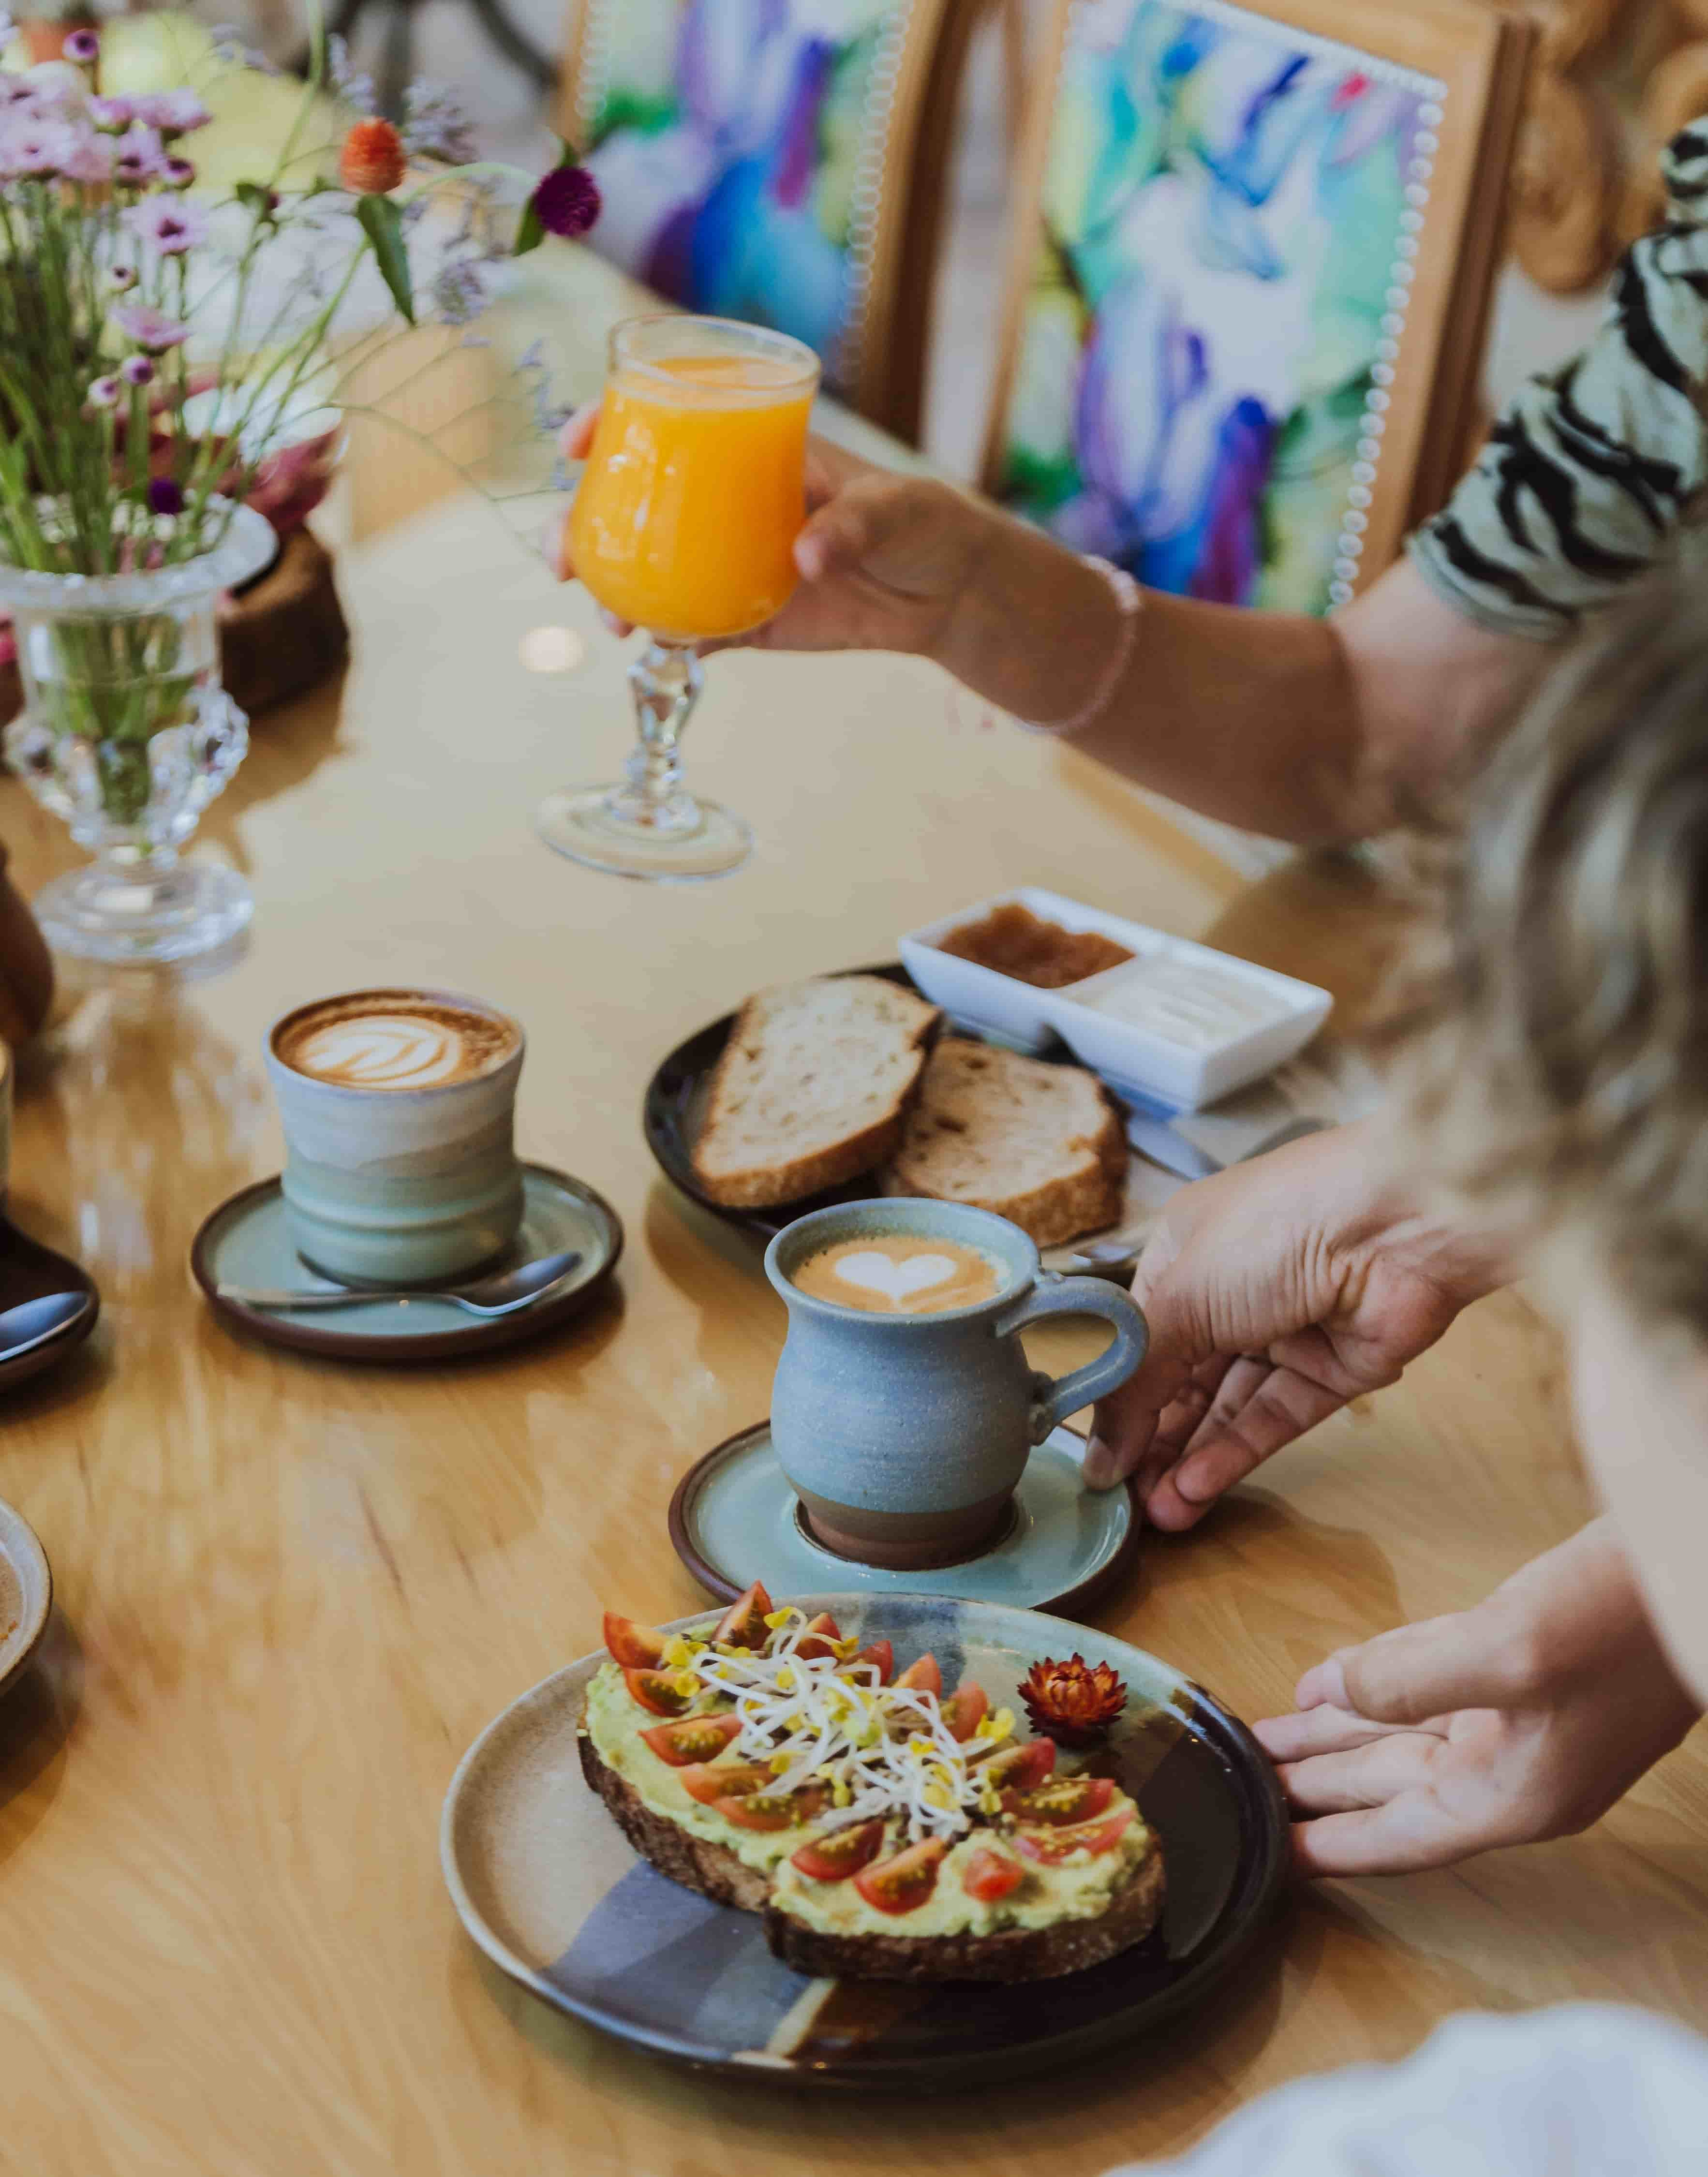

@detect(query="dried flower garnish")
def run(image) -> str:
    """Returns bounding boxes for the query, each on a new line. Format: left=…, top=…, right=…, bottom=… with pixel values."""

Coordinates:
left=1018, top=1655, right=1128, bottom=1745
left=339, top=118, right=406, bottom=196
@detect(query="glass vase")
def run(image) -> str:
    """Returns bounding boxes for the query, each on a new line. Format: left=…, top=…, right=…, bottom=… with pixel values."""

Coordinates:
left=0, top=501, right=277, bottom=964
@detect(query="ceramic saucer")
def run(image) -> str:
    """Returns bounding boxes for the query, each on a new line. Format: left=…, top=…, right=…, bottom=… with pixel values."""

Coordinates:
left=0, top=1215, right=100, bottom=1392
left=668, top=1422, right=1139, bottom=1618
left=0, top=1496, right=52, bottom=1701
left=190, top=1163, right=623, bottom=1362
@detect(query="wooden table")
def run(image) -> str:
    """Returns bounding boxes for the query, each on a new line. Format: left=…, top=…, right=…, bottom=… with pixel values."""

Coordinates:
left=2, top=266, right=1707, bottom=2177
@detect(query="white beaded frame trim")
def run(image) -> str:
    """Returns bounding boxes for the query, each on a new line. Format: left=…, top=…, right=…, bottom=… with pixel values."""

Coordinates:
left=574, top=2, right=910, bottom=403
left=1016, top=555, right=1144, bottom=738
left=835, top=4, right=909, bottom=398
left=1041, top=1, right=1447, bottom=612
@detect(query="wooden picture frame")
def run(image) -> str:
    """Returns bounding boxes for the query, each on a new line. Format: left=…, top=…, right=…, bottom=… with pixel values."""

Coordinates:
left=980, top=0, right=1535, bottom=607
left=557, top=0, right=984, bottom=444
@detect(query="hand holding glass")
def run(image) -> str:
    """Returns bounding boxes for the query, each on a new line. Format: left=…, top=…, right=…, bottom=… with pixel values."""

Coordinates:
left=538, top=316, right=819, bottom=880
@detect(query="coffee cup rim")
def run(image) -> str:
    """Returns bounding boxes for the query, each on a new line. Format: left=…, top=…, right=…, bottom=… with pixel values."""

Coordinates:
left=266, top=986, right=524, bottom=1095
left=764, top=1198, right=1038, bottom=1324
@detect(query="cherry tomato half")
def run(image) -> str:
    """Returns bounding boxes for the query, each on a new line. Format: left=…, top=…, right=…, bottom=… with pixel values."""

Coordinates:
left=603, top=1613, right=666, bottom=1669
left=623, top=1667, right=694, bottom=1718
left=639, top=1714, right=741, bottom=1766
left=1001, top=1776, right=1115, bottom=1827
left=853, top=1836, right=948, bottom=1915
left=961, top=1847, right=1024, bottom=1904
left=1013, top=1805, right=1135, bottom=1865
left=790, top=1819, right=887, bottom=1882
left=711, top=1580, right=774, bottom=1649
left=678, top=1760, right=774, bottom=1806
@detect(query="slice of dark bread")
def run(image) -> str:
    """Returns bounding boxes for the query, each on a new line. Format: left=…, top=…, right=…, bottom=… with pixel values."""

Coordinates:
left=578, top=1727, right=1165, bottom=1983
left=765, top=1851, right=1165, bottom=1984
left=578, top=1725, right=771, bottom=1912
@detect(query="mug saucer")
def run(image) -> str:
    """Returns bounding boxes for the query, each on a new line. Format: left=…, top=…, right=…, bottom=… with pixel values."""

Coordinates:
left=668, top=1421, right=1140, bottom=1619
left=190, top=1163, right=623, bottom=1362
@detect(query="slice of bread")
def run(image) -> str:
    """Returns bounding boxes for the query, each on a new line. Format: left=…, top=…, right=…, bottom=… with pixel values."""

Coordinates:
left=577, top=1728, right=1165, bottom=1984
left=881, top=1040, right=1127, bottom=1247
left=692, top=976, right=942, bottom=1209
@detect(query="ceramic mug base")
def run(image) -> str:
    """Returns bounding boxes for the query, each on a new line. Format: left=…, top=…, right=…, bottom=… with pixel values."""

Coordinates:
left=794, top=1483, right=1016, bottom=1571
left=294, top=1234, right=518, bottom=1293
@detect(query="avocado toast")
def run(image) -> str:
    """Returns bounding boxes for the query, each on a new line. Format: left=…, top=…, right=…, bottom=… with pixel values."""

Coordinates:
left=578, top=1587, right=1165, bottom=1984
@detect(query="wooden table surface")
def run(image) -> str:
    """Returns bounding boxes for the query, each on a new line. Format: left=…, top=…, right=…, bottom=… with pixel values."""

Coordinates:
left=2, top=261, right=1707, bottom=2177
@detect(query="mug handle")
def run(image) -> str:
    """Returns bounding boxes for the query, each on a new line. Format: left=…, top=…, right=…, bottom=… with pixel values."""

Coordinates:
left=994, top=1274, right=1149, bottom=1445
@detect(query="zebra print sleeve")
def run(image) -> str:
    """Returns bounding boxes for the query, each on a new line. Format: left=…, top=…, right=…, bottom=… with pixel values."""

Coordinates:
left=1407, top=126, right=1708, bottom=642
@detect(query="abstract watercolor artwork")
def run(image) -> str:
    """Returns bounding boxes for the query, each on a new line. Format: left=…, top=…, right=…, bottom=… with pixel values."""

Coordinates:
left=992, top=0, right=1442, bottom=613
left=571, top=0, right=903, bottom=394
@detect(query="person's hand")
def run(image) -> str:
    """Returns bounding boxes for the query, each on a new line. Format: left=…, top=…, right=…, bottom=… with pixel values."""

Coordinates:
left=1084, top=1117, right=1506, bottom=1521
left=1255, top=1519, right=1701, bottom=1875
left=553, top=407, right=988, bottom=658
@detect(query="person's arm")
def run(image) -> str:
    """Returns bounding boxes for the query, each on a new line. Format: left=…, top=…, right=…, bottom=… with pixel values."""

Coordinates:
left=1083, top=1116, right=1508, bottom=1518
left=1255, top=1519, right=1702, bottom=1876
left=555, top=423, right=1551, bottom=845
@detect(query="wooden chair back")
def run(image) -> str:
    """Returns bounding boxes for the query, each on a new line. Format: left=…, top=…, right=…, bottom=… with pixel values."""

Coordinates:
left=557, top=0, right=982, bottom=443
left=980, top=0, right=1535, bottom=611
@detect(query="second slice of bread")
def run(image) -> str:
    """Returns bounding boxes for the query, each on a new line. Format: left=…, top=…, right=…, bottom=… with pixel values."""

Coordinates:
left=882, top=1039, right=1127, bottom=1246
left=692, top=976, right=942, bottom=1209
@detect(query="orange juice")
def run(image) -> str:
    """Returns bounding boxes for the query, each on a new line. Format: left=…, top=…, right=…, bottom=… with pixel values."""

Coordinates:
left=569, top=353, right=816, bottom=643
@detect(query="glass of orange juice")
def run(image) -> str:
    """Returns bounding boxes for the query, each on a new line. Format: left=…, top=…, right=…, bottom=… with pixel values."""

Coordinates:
left=537, top=315, right=820, bottom=880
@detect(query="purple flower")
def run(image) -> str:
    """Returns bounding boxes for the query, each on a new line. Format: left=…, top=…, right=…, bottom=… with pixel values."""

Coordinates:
left=0, top=75, right=36, bottom=110
left=0, top=117, right=76, bottom=178
left=113, top=302, right=190, bottom=354
left=123, top=193, right=208, bottom=256
left=132, top=90, right=210, bottom=139
left=108, top=263, right=137, bottom=292
left=88, top=95, right=134, bottom=133
left=120, top=355, right=155, bottom=388
left=113, top=122, right=166, bottom=185
left=527, top=163, right=601, bottom=240
left=86, top=375, right=120, bottom=410
left=147, top=478, right=186, bottom=517
left=163, top=154, right=195, bottom=190
left=63, top=28, right=99, bottom=64
left=18, top=61, right=85, bottom=114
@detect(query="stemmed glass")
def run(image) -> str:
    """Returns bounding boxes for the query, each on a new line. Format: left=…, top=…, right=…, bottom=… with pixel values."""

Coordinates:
left=537, top=315, right=820, bottom=881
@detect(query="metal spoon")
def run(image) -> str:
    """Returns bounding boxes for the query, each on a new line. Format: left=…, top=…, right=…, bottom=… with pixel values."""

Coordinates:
left=0, top=1216, right=101, bottom=1388
left=220, top=1249, right=584, bottom=1318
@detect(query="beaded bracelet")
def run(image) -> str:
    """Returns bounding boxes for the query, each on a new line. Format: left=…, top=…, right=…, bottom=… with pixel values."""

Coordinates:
left=1014, top=555, right=1144, bottom=738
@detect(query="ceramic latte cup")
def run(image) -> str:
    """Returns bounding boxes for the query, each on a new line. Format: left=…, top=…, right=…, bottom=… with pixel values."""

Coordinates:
left=266, top=987, right=525, bottom=1286
left=765, top=1199, right=1148, bottom=1570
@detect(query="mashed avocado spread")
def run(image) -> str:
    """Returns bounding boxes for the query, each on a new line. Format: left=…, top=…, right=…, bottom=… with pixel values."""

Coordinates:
left=585, top=1657, right=1155, bottom=1936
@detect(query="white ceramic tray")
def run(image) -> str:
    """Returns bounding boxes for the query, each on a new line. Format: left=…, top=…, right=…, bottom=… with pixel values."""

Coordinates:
left=899, top=887, right=1332, bottom=1111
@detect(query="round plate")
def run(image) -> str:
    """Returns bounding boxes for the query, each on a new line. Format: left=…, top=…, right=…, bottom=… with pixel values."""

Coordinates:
left=190, top=1164, right=623, bottom=1362
left=0, top=1219, right=100, bottom=1393
left=442, top=1595, right=1287, bottom=2090
left=0, top=1496, right=52, bottom=1702
left=669, top=1421, right=1140, bottom=1618
left=642, top=963, right=1164, bottom=1267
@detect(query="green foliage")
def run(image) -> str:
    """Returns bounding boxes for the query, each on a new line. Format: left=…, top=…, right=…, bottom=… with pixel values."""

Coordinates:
left=356, top=194, right=414, bottom=323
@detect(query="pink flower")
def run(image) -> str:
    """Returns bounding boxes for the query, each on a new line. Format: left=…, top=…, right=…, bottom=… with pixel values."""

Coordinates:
left=131, top=91, right=210, bottom=139
left=120, top=354, right=155, bottom=388
left=86, top=374, right=120, bottom=410
left=113, top=122, right=166, bottom=185
left=0, top=117, right=76, bottom=178
left=88, top=95, right=134, bottom=133
left=63, top=28, right=99, bottom=65
left=113, top=303, right=190, bottom=354
left=59, top=127, right=112, bottom=185
left=124, top=195, right=209, bottom=255
left=0, top=619, right=15, bottom=673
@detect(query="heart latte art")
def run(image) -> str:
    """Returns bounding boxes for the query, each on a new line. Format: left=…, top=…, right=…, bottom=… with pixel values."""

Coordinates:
left=790, top=1233, right=1002, bottom=1315
left=273, top=992, right=519, bottom=1091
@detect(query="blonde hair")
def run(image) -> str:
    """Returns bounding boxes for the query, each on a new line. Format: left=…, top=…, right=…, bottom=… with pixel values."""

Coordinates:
left=1402, top=570, right=1708, bottom=1334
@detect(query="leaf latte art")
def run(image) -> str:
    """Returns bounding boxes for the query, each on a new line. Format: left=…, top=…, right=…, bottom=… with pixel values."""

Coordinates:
left=292, top=1013, right=471, bottom=1088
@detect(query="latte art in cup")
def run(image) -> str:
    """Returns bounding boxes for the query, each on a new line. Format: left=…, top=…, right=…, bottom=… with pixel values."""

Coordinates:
left=790, top=1232, right=1003, bottom=1316
left=273, top=993, right=518, bottom=1091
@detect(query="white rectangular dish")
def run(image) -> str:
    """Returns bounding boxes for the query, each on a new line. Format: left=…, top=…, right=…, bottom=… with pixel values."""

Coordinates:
left=898, top=888, right=1140, bottom=1053
left=898, top=888, right=1332, bottom=1110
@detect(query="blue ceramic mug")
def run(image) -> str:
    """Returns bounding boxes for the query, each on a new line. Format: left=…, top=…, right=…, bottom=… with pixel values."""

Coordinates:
left=765, top=1199, right=1147, bottom=1569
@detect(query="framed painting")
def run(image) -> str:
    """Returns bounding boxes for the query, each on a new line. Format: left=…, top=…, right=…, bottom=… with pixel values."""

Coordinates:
left=982, top=0, right=1533, bottom=611
left=558, top=0, right=979, bottom=442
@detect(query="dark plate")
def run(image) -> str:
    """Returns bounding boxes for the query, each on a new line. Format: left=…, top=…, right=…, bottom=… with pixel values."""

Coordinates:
left=0, top=1215, right=100, bottom=1392
left=442, top=1594, right=1288, bottom=2091
left=643, top=963, right=923, bottom=1242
